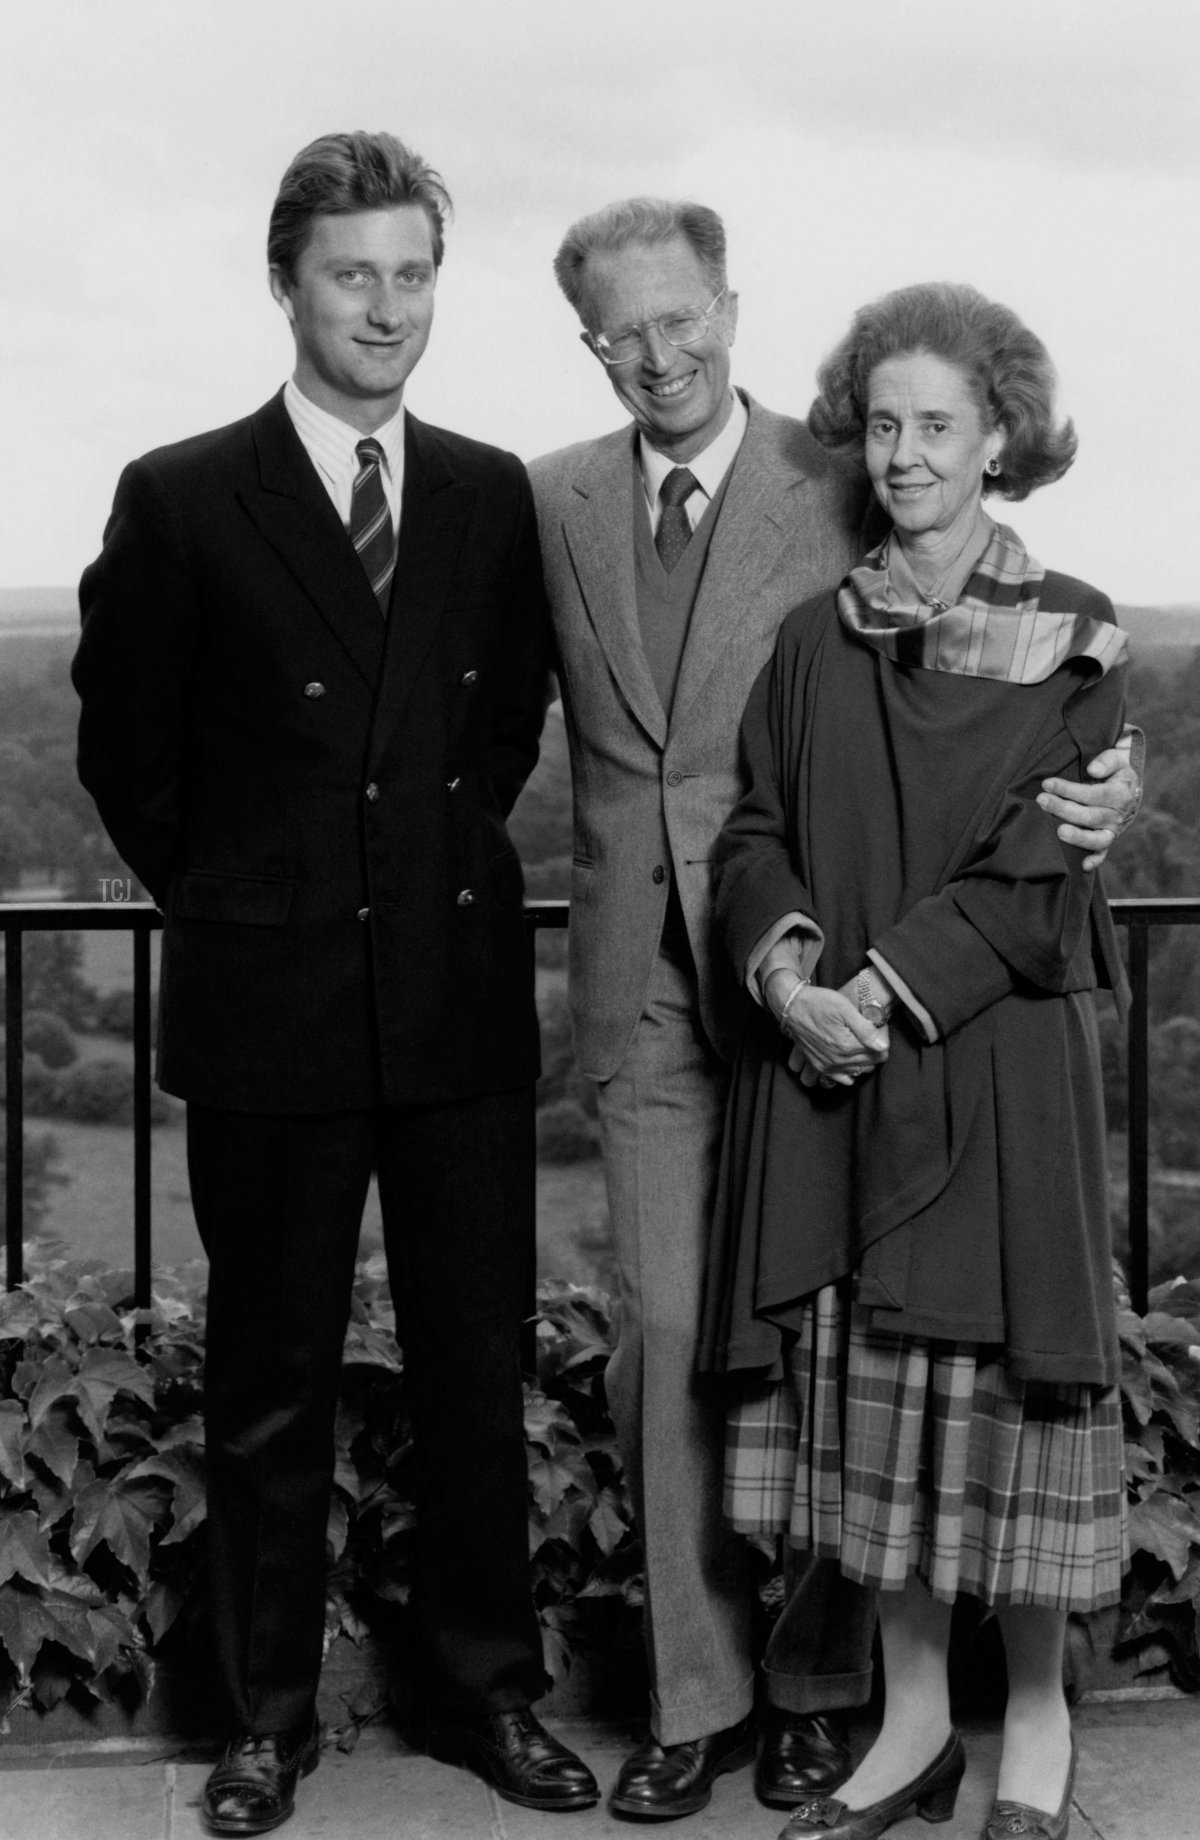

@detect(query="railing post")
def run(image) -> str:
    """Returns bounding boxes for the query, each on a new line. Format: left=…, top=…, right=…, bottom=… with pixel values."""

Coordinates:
left=4, top=927, right=25, bottom=1290
left=1126, top=917, right=1151, bottom=1315
left=133, top=922, right=153, bottom=1312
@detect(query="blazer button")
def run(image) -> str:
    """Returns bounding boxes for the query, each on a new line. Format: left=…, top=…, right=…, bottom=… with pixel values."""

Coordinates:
left=460, top=669, right=479, bottom=686
left=365, top=782, right=380, bottom=802
left=303, top=681, right=326, bottom=699
left=456, top=888, right=476, bottom=906
left=666, top=770, right=683, bottom=786
left=652, top=865, right=666, bottom=884
left=447, top=776, right=461, bottom=792
left=356, top=907, right=370, bottom=921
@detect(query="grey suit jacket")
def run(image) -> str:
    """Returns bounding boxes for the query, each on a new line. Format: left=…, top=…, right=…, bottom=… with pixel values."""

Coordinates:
left=530, top=393, right=866, bottom=1079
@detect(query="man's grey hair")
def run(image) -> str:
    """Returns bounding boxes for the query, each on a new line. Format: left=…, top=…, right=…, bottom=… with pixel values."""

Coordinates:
left=552, top=197, right=728, bottom=319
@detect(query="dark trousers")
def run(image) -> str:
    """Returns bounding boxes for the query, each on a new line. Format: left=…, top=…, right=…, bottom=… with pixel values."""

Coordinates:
left=187, top=1087, right=546, bottom=1735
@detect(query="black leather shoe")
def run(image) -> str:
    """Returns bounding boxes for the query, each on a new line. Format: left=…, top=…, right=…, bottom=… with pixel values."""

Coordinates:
left=609, top=1715, right=758, bottom=1820
left=202, top=1717, right=320, bottom=1835
left=780, top=1729, right=965, bottom=1839
left=426, top=1706, right=600, bottom=1811
left=757, top=1711, right=853, bottom=1807
left=982, top=1735, right=1076, bottom=1840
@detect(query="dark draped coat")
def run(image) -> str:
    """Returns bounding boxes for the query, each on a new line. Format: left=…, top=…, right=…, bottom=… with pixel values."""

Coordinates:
left=701, top=572, right=1127, bottom=1388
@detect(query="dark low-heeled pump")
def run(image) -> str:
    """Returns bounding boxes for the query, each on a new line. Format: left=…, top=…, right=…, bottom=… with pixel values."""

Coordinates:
left=982, top=1735, right=1077, bottom=1840
left=780, top=1730, right=966, bottom=1840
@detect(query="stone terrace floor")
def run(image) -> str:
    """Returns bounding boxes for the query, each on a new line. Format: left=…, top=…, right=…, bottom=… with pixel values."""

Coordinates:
left=0, top=1699, right=1196, bottom=1840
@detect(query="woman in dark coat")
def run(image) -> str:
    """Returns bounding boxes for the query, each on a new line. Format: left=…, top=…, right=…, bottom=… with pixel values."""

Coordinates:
left=702, top=283, right=1129, bottom=1840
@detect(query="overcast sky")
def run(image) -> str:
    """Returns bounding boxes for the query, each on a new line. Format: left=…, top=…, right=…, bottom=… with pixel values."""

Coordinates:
left=3, top=0, right=1198, bottom=603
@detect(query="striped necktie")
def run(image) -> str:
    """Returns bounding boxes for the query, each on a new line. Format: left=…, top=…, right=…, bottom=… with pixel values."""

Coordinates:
left=655, top=466, right=699, bottom=573
left=350, top=438, right=395, bottom=614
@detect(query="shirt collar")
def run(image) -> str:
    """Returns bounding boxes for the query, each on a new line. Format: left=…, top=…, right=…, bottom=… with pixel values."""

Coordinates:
left=638, top=388, right=748, bottom=512
left=284, top=378, right=406, bottom=484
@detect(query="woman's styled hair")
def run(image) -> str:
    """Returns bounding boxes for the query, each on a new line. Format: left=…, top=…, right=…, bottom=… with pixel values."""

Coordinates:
left=808, top=281, right=1077, bottom=500
left=552, top=197, right=727, bottom=318
left=267, top=131, right=453, bottom=279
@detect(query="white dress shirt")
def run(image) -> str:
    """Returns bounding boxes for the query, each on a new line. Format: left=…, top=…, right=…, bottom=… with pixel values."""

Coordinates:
left=638, top=390, right=748, bottom=534
left=283, top=379, right=406, bottom=534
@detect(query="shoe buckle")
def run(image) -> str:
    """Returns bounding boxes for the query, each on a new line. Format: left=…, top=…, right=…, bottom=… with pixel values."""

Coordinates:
left=791, top=1794, right=841, bottom=1827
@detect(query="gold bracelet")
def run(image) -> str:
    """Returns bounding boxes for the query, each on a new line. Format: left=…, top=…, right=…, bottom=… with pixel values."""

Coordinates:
left=780, top=977, right=810, bottom=1028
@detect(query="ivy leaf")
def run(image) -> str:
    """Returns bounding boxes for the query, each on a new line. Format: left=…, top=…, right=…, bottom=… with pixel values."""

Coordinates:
left=588, top=1488, right=629, bottom=1558
left=544, top=1497, right=593, bottom=1547
left=123, top=1449, right=206, bottom=1546
left=0, top=1400, right=29, bottom=1489
left=524, top=1395, right=568, bottom=1451
left=8, top=1360, right=44, bottom=1406
left=1124, top=1425, right=1165, bottom=1484
left=0, top=1292, right=43, bottom=1342
left=156, top=1415, right=206, bottom=1454
left=27, top=1357, right=79, bottom=1432
left=537, top=1606, right=572, bottom=1682
left=69, top=1480, right=153, bottom=1586
left=143, top=1580, right=183, bottom=1646
left=381, top=1501, right=417, bottom=1541
left=1143, top=1312, right=1200, bottom=1349
left=1128, top=1494, right=1200, bottom=1580
left=85, top=1601, right=137, bottom=1677
left=528, top=1458, right=576, bottom=1517
left=63, top=1302, right=125, bottom=1346
left=0, top=1509, right=55, bottom=1588
left=1120, top=1357, right=1155, bottom=1427
left=1147, top=1279, right=1200, bottom=1320
left=1117, top=1309, right=1148, bottom=1356
left=30, top=1651, right=77, bottom=1711
left=327, top=1497, right=348, bottom=1563
left=1150, top=1557, right=1200, bottom=1607
left=0, top=1591, right=56, bottom=1684
left=333, top=1598, right=371, bottom=1645
left=0, top=1583, right=118, bottom=1684
left=70, top=1348, right=156, bottom=1443
left=25, top=1405, right=81, bottom=1487
left=1160, top=1389, right=1200, bottom=1451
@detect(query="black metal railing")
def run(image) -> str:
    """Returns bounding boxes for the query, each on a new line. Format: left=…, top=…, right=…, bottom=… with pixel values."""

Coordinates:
left=2, top=896, right=1196, bottom=1314
left=1110, top=897, right=1200, bottom=1314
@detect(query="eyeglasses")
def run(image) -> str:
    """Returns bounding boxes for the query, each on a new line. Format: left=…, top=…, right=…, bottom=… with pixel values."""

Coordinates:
left=590, top=288, right=728, bottom=367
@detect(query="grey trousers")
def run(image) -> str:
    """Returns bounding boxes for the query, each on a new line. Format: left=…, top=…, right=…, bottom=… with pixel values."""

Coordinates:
left=596, top=947, right=875, bottom=1744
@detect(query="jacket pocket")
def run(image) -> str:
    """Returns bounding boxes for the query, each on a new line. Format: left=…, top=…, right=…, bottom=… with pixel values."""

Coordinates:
left=172, top=871, right=294, bottom=926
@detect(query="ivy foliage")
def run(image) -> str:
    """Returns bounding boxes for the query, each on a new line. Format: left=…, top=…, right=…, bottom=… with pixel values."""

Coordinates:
left=3, top=1247, right=1197, bottom=1725
left=1113, top=1269, right=1200, bottom=1689
left=0, top=1246, right=638, bottom=1728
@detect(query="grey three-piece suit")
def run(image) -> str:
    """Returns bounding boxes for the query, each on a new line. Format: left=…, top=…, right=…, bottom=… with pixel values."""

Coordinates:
left=530, top=393, right=878, bottom=1743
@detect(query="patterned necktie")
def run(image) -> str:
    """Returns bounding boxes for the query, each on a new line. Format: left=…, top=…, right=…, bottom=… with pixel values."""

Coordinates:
left=350, top=438, right=395, bottom=614
left=655, top=466, right=700, bottom=573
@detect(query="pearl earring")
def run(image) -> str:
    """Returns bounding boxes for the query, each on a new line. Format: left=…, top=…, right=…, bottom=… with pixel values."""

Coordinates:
left=985, top=457, right=1001, bottom=476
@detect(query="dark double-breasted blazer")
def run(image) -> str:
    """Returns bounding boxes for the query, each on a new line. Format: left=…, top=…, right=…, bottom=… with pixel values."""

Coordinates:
left=74, top=391, right=550, bottom=1113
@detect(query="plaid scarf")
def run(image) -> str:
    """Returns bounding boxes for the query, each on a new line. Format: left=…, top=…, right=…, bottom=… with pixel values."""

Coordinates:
left=836, top=522, right=1128, bottom=683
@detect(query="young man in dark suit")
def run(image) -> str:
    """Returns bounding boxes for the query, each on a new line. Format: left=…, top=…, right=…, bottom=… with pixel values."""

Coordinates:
left=73, top=131, right=596, bottom=1834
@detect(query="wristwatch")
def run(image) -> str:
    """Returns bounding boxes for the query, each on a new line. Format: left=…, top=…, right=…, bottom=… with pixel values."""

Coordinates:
left=856, top=969, right=888, bottom=1029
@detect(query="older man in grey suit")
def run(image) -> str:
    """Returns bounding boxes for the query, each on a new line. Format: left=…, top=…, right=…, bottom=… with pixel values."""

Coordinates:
left=528, top=198, right=1136, bottom=1823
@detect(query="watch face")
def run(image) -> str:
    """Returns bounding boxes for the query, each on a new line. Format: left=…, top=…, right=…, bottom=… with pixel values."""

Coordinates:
left=860, top=1001, right=886, bottom=1028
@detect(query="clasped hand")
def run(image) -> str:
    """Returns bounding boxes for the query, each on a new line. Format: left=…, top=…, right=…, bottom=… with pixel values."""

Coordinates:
left=774, top=980, right=890, bottom=1089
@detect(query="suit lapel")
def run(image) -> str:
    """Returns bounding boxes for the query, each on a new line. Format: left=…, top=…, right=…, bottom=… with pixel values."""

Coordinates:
left=670, top=400, right=811, bottom=732
left=561, top=434, right=666, bottom=749
left=371, top=413, right=477, bottom=749
left=238, top=392, right=387, bottom=689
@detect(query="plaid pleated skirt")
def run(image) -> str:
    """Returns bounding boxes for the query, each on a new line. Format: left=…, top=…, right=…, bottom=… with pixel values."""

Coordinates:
left=724, top=1282, right=1126, bottom=1612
